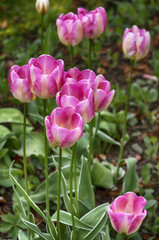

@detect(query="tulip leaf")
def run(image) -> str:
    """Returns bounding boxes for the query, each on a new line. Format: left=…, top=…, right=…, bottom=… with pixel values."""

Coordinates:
left=122, top=157, right=139, bottom=193
left=78, top=158, right=95, bottom=214
left=14, top=132, right=45, bottom=157
left=76, top=132, right=89, bottom=161
left=0, top=108, right=31, bottom=125
left=18, top=230, right=28, bottom=240
left=44, top=210, right=58, bottom=240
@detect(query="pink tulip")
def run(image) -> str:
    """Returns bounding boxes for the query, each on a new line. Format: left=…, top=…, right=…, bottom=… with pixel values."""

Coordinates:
left=94, top=75, right=115, bottom=112
left=108, top=192, right=147, bottom=235
left=56, top=83, right=95, bottom=124
left=28, top=54, right=64, bottom=99
left=56, top=12, right=83, bottom=46
left=45, top=106, right=83, bottom=148
left=123, top=25, right=151, bottom=61
left=77, top=7, right=107, bottom=39
left=35, top=0, right=49, bottom=15
left=8, top=64, right=35, bottom=102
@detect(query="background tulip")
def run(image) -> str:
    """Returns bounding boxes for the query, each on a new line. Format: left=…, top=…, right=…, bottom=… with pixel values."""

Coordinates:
left=9, top=64, right=34, bottom=102
left=122, top=25, right=151, bottom=61
left=78, top=7, right=107, bottom=39
left=108, top=192, right=147, bottom=235
left=56, top=12, right=83, bottom=46
left=28, top=54, right=64, bottom=99
left=56, top=83, right=95, bottom=124
left=35, top=0, right=49, bottom=15
left=45, top=106, right=83, bottom=148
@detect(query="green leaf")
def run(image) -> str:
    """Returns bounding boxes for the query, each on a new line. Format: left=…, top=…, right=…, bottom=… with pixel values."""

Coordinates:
left=44, top=210, right=58, bottom=240
left=76, top=133, right=89, bottom=160
left=0, top=108, right=30, bottom=125
left=14, top=132, right=45, bottom=157
left=91, top=160, right=114, bottom=189
left=0, top=148, right=8, bottom=159
left=21, top=218, right=52, bottom=240
left=122, top=158, right=139, bottom=193
left=78, top=158, right=95, bottom=213
left=18, top=230, right=28, bottom=240
left=0, top=125, right=10, bottom=141
left=148, top=88, right=158, bottom=102
left=145, top=200, right=157, bottom=209
left=51, top=210, right=92, bottom=230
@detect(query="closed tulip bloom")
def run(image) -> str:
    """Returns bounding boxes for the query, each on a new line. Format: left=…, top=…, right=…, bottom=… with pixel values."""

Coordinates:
left=56, top=83, right=95, bottom=124
left=28, top=54, right=64, bottom=99
left=45, top=106, right=83, bottom=148
left=94, top=75, right=115, bottom=112
left=123, top=25, right=151, bottom=61
left=78, top=7, right=107, bottom=39
left=108, top=192, right=147, bottom=235
left=35, top=0, right=49, bottom=14
left=56, top=12, right=83, bottom=46
left=9, top=64, right=34, bottom=102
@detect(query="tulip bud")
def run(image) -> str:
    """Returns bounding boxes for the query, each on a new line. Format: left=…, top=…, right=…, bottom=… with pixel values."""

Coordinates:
left=56, top=12, right=83, bottom=46
left=35, top=0, right=49, bottom=15
left=78, top=7, right=107, bottom=39
left=8, top=64, right=35, bottom=102
left=123, top=25, right=151, bottom=61
left=108, top=192, right=147, bottom=235
left=45, top=106, right=83, bottom=148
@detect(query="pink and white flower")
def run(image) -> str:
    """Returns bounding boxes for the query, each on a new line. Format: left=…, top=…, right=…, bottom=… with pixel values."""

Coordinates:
left=28, top=54, right=64, bottom=99
left=35, top=0, right=49, bottom=15
left=123, top=25, right=151, bottom=61
left=78, top=7, right=107, bottom=39
left=45, top=106, right=83, bottom=148
left=56, top=12, right=83, bottom=46
left=8, top=64, right=34, bottom=102
left=108, top=192, right=147, bottom=235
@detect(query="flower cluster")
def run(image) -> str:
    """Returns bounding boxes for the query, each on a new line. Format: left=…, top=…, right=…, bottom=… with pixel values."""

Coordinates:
left=56, top=7, right=107, bottom=46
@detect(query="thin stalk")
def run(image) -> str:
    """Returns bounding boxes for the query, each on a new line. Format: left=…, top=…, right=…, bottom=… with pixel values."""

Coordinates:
left=70, top=144, right=76, bottom=240
left=43, top=99, right=49, bottom=212
left=41, top=14, right=44, bottom=52
left=70, top=46, right=74, bottom=68
left=57, top=147, right=62, bottom=240
left=88, top=39, right=92, bottom=69
left=23, top=103, right=31, bottom=240
left=115, top=60, right=135, bottom=183
left=73, top=143, right=79, bottom=218
left=94, top=112, right=101, bottom=141
left=88, top=119, right=94, bottom=175
left=121, top=233, right=126, bottom=240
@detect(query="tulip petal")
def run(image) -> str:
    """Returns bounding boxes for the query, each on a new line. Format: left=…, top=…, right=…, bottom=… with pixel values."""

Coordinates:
left=128, top=211, right=147, bottom=234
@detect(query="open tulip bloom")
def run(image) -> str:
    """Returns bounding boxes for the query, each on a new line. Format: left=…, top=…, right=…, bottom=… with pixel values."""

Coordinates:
left=123, top=25, right=151, bottom=61
left=78, top=7, right=107, bottom=39
left=108, top=192, right=147, bottom=235
left=9, top=64, right=35, bottom=102
left=56, top=12, right=83, bottom=47
left=28, top=54, right=64, bottom=99
left=45, top=106, right=83, bottom=149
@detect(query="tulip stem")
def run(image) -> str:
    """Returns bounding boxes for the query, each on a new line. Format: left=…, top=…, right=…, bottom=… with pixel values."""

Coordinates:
left=57, top=147, right=62, bottom=240
left=73, top=143, right=79, bottom=218
left=88, top=39, right=92, bottom=68
left=115, top=60, right=135, bottom=184
left=43, top=99, right=49, bottom=212
left=70, top=46, right=74, bottom=68
left=94, top=112, right=101, bottom=141
left=70, top=144, right=76, bottom=240
left=41, top=14, right=44, bottom=52
left=121, top=233, right=126, bottom=240
left=88, top=119, right=94, bottom=176
left=23, top=103, right=31, bottom=240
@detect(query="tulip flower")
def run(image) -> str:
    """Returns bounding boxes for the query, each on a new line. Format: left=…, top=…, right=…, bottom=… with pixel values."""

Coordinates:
left=56, top=83, right=95, bottom=124
left=56, top=12, right=83, bottom=46
left=77, top=7, right=107, bottom=39
left=35, top=0, right=49, bottom=15
left=9, top=64, right=34, bottom=102
left=28, top=54, right=64, bottom=99
left=45, top=106, right=83, bottom=148
left=94, top=75, right=115, bottom=112
left=108, top=192, right=147, bottom=235
left=123, top=25, right=151, bottom=61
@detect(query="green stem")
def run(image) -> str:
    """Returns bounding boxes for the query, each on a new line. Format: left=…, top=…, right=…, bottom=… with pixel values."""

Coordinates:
left=23, top=103, right=31, bottom=240
left=94, top=112, right=100, bottom=141
left=70, top=144, right=76, bottom=240
left=57, top=147, right=62, bottom=240
left=70, top=46, right=74, bottom=68
left=41, top=14, right=44, bottom=53
left=73, top=143, right=79, bottom=218
left=115, top=60, right=135, bottom=183
left=43, top=99, right=49, bottom=212
left=88, top=39, right=92, bottom=69
left=88, top=119, right=94, bottom=176
left=121, top=233, right=126, bottom=240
